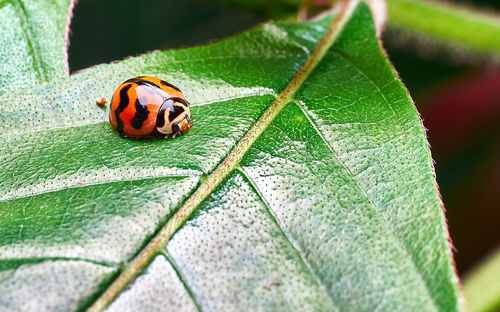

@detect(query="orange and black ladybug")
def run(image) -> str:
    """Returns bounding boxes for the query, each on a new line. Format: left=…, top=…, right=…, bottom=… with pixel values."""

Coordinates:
left=109, top=76, right=192, bottom=138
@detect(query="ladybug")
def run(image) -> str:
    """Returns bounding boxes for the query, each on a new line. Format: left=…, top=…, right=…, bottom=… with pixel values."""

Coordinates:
left=109, top=76, right=192, bottom=138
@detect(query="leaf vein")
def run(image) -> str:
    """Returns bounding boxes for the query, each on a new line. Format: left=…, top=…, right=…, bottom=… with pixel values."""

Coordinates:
left=0, top=172, right=200, bottom=203
left=163, top=251, right=203, bottom=312
left=12, top=0, right=46, bottom=82
left=293, top=93, right=439, bottom=311
left=0, top=257, right=119, bottom=268
left=237, top=167, right=340, bottom=312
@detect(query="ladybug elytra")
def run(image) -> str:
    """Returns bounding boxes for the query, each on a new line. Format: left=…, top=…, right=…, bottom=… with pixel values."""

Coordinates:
left=109, top=76, right=192, bottom=138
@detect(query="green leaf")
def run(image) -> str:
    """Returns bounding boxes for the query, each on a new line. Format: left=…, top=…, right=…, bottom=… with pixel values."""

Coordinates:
left=0, top=0, right=73, bottom=93
left=0, top=1, right=461, bottom=311
left=463, top=248, right=500, bottom=312
left=386, top=0, right=500, bottom=61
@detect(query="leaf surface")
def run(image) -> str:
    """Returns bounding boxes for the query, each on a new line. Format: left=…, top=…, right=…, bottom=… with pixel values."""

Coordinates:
left=0, top=0, right=73, bottom=93
left=0, top=2, right=461, bottom=311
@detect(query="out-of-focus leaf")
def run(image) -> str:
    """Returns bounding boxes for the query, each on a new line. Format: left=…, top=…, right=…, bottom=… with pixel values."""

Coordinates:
left=463, top=248, right=500, bottom=312
left=0, top=0, right=73, bottom=92
left=386, top=0, right=500, bottom=61
left=0, top=1, right=461, bottom=311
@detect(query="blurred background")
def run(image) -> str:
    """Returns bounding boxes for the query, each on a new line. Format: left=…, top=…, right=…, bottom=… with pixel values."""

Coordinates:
left=67, top=0, right=499, bottom=277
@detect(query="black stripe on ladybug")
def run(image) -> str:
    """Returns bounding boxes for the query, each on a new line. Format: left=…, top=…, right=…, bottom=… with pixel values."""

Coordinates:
left=160, top=80, right=182, bottom=92
left=124, top=78, right=159, bottom=90
left=131, top=97, right=150, bottom=130
left=114, top=83, right=133, bottom=133
left=169, top=98, right=189, bottom=121
left=124, top=77, right=182, bottom=92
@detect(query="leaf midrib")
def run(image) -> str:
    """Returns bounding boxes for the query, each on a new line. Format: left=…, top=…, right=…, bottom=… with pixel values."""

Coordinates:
left=86, top=1, right=360, bottom=310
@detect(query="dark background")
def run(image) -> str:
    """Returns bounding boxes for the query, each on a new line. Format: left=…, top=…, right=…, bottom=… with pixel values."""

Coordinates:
left=67, top=0, right=500, bottom=277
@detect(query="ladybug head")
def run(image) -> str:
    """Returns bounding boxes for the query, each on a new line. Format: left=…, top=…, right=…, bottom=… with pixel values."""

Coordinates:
left=176, top=115, right=192, bottom=135
left=156, top=98, right=191, bottom=137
